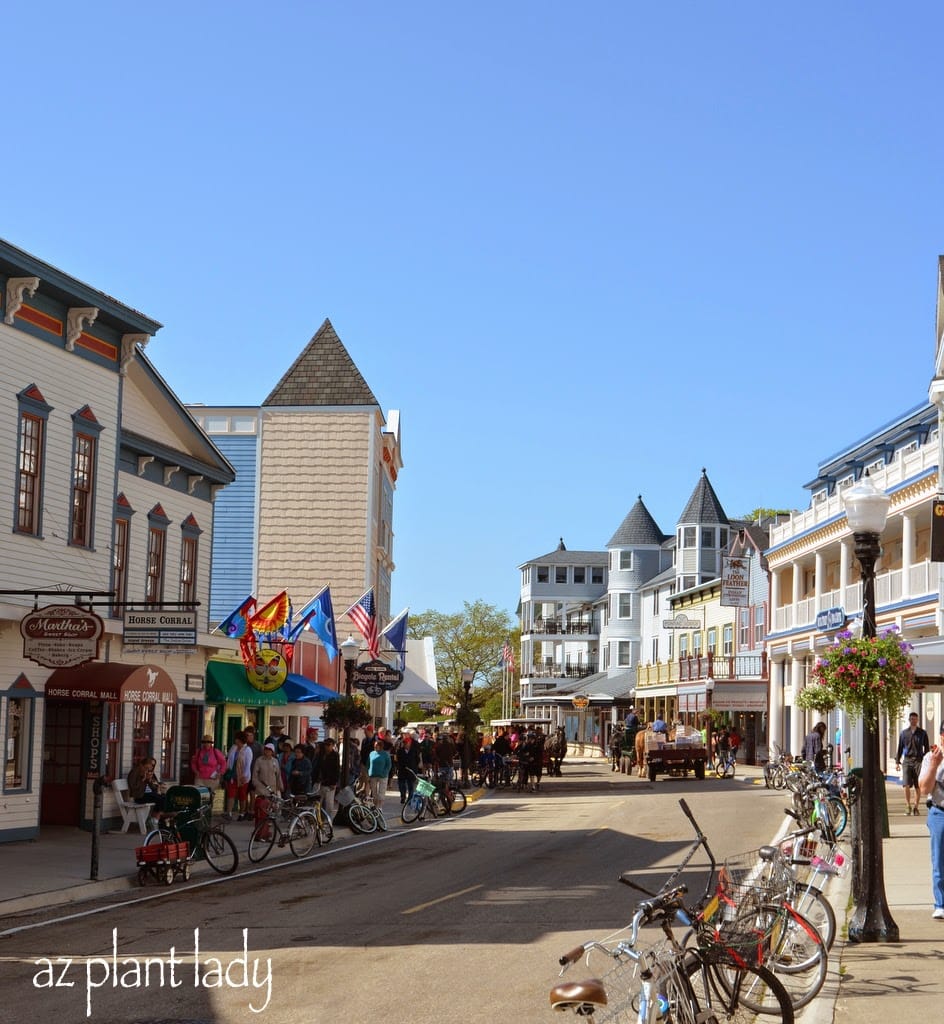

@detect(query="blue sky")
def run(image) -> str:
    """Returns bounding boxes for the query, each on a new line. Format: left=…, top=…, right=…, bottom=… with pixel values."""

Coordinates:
left=4, top=3, right=944, bottom=619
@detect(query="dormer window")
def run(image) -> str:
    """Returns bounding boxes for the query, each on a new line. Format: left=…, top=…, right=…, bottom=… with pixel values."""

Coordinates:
left=812, top=489, right=827, bottom=505
left=837, top=475, right=854, bottom=491
left=865, top=458, right=885, bottom=476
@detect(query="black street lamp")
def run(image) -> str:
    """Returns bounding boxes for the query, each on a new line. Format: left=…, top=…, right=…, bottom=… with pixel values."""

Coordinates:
left=460, top=668, right=474, bottom=786
left=843, top=475, right=899, bottom=943
left=340, top=635, right=361, bottom=792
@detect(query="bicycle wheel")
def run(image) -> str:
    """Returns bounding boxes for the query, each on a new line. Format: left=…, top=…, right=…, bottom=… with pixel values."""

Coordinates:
left=740, top=904, right=827, bottom=1010
left=348, top=802, right=377, bottom=834
left=248, top=820, right=277, bottom=862
left=289, top=813, right=317, bottom=857
left=448, top=788, right=467, bottom=814
left=372, top=804, right=388, bottom=831
left=144, top=825, right=174, bottom=845
left=401, top=793, right=423, bottom=824
left=315, top=810, right=334, bottom=846
left=687, top=953, right=795, bottom=1024
left=202, top=826, right=239, bottom=874
left=824, top=795, right=847, bottom=837
left=790, top=884, right=836, bottom=951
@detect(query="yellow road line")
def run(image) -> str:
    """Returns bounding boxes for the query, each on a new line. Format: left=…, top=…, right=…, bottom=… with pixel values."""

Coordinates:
left=401, top=884, right=483, bottom=915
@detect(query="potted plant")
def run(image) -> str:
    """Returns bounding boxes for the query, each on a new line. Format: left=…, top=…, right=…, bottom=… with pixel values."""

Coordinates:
left=810, top=626, right=914, bottom=727
left=795, top=683, right=837, bottom=714
left=321, top=693, right=372, bottom=732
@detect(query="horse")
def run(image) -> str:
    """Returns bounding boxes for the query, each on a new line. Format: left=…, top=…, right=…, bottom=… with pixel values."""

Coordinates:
left=546, top=727, right=568, bottom=777
left=635, top=726, right=650, bottom=777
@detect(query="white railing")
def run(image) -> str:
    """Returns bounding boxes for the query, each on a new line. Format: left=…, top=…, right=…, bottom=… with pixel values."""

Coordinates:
left=768, top=445, right=937, bottom=547
left=773, top=565, right=938, bottom=633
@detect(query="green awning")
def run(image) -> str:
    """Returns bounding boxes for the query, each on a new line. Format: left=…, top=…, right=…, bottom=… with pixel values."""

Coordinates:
left=205, top=660, right=288, bottom=707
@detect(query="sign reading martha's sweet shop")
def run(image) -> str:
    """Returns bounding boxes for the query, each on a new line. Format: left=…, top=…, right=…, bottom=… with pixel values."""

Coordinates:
left=20, top=604, right=104, bottom=669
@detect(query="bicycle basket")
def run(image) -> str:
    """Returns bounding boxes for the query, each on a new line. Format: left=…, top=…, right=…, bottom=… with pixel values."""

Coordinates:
left=415, top=778, right=436, bottom=798
left=583, top=953, right=643, bottom=1024
left=696, top=920, right=767, bottom=968
left=718, top=850, right=790, bottom=908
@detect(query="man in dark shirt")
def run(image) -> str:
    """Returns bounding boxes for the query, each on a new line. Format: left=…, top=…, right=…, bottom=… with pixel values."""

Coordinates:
left=896, top=711, right=931, bottom=816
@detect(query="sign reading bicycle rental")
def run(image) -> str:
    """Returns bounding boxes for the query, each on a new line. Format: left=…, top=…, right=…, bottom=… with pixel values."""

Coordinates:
left=123, top=609, right=197, bottom=647
left=351, top=659, right=403, bottom=696
left=20, top=604, right=104, bottom=668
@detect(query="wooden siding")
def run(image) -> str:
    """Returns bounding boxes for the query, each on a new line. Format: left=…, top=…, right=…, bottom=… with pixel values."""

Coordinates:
left=256, top=409, right=372, bottom=611
left=207, top=434, right=258, bottom=623
left=0, top=321, right=121, bottom=600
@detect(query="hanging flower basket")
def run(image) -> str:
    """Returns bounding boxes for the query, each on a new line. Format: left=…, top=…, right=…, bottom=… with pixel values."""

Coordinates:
left=811, top=627, right=914, bottom=727
left=795, top=683, right=837, bottom=714
left=321, top=694, right=372, bottom=731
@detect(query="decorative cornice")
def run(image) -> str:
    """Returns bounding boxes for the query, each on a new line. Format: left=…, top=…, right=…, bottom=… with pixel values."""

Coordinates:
left=137, top=455, right=154, bottom=476
left=66, top=307, right=99, bottom=351
left=163, top=465, right=180, bottom=486
left=187, top=474, right=203, bottom=495
left=4, top=276, right=39, bottom=324
left=120, top=333, right=151, bottom=375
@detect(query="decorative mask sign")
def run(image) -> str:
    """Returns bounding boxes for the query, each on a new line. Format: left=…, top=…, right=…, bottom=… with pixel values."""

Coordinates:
left=247, top=648, right=288, bottom=693
left=20, top=605, right=104, bottom=669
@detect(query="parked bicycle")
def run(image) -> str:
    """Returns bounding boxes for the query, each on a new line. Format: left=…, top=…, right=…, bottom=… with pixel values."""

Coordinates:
left=339, top=786, right=386, bottom=834
left=550, top=798, right=795, bottom=1024
left=713, top=748, right=738, bottom=779
left=247, top=790, right=317, bottom=862
left=763, top=744, right=792, bottom=790
left=144, top=802, right=239, bottom=876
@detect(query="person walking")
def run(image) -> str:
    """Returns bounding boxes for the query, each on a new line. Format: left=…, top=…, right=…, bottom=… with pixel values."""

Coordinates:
left=918, top=722, right=944, bottom=919
left=367, top=738, right=392, bottom=805
left=897, top=711, right=931, bottom=815
left=223, top=731, right=252, bottom=820
left=801, top=722, right=828, bottom=771
left=318, top=737, right=341, bottom=818
left=394, top=731, right=420, bottom=803
left=190, top=735, right=226, bottom=799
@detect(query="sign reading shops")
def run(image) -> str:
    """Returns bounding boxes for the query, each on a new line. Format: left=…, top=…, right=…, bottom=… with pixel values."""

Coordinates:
left=123, top=610, right=197, bottom=648
left=815, top=607, right=846, bottom=632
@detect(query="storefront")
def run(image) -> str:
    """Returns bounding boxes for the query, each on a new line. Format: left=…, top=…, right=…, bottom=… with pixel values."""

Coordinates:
left=42, top=663, right=178, bottom=828
left=205, top=659, right=288, bottom=749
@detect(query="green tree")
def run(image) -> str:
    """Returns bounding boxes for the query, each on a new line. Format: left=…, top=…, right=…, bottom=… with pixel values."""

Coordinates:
left=408, top=600, right=518, bottom=715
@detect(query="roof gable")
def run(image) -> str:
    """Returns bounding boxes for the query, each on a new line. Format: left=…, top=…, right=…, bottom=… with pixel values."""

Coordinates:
left=263, top=318, right=379, bottom=408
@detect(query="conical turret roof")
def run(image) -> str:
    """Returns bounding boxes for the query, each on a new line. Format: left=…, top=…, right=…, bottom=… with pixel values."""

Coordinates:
left=607, top=496, right=666, bottom=547
left=678, top=469, right=728, bottom=525
left=262, top=318, right=379, bottom=407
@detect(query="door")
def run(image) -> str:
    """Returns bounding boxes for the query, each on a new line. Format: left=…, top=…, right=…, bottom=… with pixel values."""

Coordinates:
left=41, top=702, right=84, bottom=825
left=178, top=706, right=202, bottom=784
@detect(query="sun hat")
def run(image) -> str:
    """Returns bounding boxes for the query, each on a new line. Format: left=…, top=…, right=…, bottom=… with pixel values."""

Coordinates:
left=264, top=743, right=277, bottom=751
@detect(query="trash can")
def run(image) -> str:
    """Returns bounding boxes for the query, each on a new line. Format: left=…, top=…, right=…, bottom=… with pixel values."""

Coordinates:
left=163, top=784, right=211, bottom=849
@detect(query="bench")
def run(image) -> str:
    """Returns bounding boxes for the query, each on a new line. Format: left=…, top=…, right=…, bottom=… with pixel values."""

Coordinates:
left=111, top=778, right=152, bottom=833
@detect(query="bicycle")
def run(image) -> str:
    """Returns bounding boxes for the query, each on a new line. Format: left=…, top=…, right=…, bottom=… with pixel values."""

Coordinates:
left=714, top=748, right=738, bottom=779
left=339, top=786, right=380, bottom=834
left=551, top=798, right=794, bottom=1024
left=143, top=802, right=239, bottom=876
left=763, top=745, right=792, bottom=790
left=247, top=791, right=318, bottom=862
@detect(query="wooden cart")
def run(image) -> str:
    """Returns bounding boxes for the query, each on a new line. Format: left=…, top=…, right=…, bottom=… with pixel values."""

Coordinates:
left=134, top=840, right=191, bottom=886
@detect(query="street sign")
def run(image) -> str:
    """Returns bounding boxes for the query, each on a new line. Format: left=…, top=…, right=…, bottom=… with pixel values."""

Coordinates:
left=123, top=609, right=197, bottom=648
left=20, top=605, right=104, bottom=668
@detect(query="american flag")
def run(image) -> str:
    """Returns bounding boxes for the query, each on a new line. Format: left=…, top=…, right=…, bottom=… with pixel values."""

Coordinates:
left=345, top=588, right=379, bottom=660
left=502, top=640, right=515, bottom=670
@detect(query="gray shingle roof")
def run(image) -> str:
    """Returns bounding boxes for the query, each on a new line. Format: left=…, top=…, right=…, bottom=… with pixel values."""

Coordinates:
left=678, top=469, right=729, bottom=525
left=520, top=549, right=608, bottom=567
left=607, top=495, right=666, bottom=547
left=262, top=318, right=379, bottom=408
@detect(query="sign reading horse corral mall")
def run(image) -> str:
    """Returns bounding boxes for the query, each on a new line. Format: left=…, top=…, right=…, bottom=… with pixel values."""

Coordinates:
left=20, top=605, right=104, bottom=668
left=123, top=610, right=198, bottom=648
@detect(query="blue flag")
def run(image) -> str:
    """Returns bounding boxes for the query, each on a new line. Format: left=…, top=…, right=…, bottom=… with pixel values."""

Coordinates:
left=380, top=608, right=409, bottom=670
left=306, top=586, right=338, bottom=662
left=214, top=595, right=255, bottom=640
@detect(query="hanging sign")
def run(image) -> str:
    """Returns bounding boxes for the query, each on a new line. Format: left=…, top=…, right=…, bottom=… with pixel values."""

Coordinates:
left=720, top=556, right=751, bottom=608
left=20, top=605, right=104, bottom=669
left=351, top=659, right=403, bottom=693
left=932, top=499, right=944, bottom=562
left=571, top=694, right=590, bottom=710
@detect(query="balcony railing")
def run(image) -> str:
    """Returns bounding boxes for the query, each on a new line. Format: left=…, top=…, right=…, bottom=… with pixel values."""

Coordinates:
left=767, top=445, right=937, bottom=547
left=771, top=561, right=936, bottom=633
left=525, top=619, right=598, bottom=635
left=522, top=663, right=599, bottom=679
left=636, top=652, right=768, bottom=687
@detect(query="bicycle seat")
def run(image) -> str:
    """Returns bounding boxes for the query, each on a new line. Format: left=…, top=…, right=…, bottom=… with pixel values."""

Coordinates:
left=549, top=979, right=608, bottom=1012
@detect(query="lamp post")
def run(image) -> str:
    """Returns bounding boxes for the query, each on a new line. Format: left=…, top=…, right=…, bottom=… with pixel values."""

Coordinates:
left=843, top=474, right=899, bottom=943
left=460, top=669, right=474, bottom=786
left=340, top=635, right=360, bottom=793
